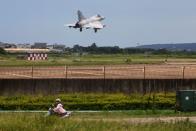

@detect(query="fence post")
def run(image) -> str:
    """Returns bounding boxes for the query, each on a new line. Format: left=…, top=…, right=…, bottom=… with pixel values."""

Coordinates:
left=103, top=66, right=106, bottom=79
left=64, top=65, right=66, bottom=79
left=65, top=65, right=68, bottom=79
left=143, top=66, right=146, bottom=79
left=182, top=66, right=185, bottom=79
left=31, top=66, right=34, bottom=78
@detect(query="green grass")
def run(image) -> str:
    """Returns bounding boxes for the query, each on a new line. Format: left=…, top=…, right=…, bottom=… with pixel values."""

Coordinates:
left=1, top=53, right=196, bottom=67
left=0, top=54, right=164, bottom=67
left=0, top=112, right=195, bottom=131
left=0, top=54, right=187, bottom=66
left=71, top=110, right=196, bottom=118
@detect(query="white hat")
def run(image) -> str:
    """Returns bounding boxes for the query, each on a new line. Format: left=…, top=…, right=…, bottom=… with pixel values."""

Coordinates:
left=55, top=98, right=61, bottom=102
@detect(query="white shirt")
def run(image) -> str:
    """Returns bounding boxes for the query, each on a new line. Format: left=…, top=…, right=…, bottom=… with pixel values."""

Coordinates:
left=53, top=103, right=66, bottom=114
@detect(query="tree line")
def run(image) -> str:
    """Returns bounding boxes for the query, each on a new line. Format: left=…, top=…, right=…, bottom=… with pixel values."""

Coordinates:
left=1, top=43, right=196, bottom=55
left=0, top=47, right=7, bottom=55
left=68, top=43, right=196, bottom=55
left=69, top=43, right=154, bottom=54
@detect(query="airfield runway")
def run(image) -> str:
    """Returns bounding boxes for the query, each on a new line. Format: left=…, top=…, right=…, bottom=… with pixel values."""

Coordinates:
left=0, top=64, right=196, bottom=79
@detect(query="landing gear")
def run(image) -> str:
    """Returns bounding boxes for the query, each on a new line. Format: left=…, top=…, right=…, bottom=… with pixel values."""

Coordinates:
left=94, top=28, right=98, bottom=33
left=80, top=28, right=83, bottom=32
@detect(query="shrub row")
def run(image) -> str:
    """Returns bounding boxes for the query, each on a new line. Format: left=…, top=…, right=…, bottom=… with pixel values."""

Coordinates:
left=0, top=93, right=175, bottom=110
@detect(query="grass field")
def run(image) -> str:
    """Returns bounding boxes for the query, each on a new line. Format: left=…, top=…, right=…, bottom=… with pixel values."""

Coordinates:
left=1, top=54, right=196, bottom=67
left=0, top=54, right=164, bottom=67
left=1, top=54, right=196, bottom=130
left=0, top=112, right=196, bottom=131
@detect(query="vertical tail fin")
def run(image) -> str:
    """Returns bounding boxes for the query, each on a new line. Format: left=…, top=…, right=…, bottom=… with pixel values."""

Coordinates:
left=77, top=10, right=86, bottom=21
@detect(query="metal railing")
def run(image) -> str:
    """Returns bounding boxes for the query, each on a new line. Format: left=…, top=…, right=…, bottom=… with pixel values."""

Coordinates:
left=0, top=65, right=196, bottom=79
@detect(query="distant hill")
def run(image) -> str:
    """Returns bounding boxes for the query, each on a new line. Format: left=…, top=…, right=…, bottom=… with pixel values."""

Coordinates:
left=136, top=43, right=196, bottom=51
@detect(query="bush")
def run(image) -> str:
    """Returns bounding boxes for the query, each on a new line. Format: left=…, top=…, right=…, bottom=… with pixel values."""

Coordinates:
left=0, top=93, right=175, bottom=110
left=0, top=47, right=6, bottom=55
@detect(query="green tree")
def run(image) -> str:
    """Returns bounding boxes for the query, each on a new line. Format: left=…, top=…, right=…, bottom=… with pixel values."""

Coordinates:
left=0, top=47, right=6, bottom=55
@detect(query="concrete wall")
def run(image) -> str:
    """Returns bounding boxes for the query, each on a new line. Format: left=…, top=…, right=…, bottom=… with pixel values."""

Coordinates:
left=0, top=79, right=196, bottom=95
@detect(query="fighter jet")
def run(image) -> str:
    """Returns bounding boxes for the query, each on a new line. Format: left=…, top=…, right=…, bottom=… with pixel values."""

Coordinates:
left=66, top=10, right=105, bottom=33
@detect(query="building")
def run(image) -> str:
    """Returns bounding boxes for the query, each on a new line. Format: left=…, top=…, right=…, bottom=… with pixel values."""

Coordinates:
left=53, top=44, right=65, bottom=50
left=47, top=44, right=65, bottom=53
left=0, top=42, right=4, bottom=48
left=17, top=44, right=31, bottom=49
left=32, top=42, right=47, bottom=49
left=0, top=42, right=17, bottom=48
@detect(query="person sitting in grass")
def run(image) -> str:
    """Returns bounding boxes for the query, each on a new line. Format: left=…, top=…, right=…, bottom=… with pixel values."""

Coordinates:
left=48, top=98, right=71, bottom=117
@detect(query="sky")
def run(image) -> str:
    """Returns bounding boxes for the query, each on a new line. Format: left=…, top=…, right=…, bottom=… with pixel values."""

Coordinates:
left=0, top=0, right=196, bottom=47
